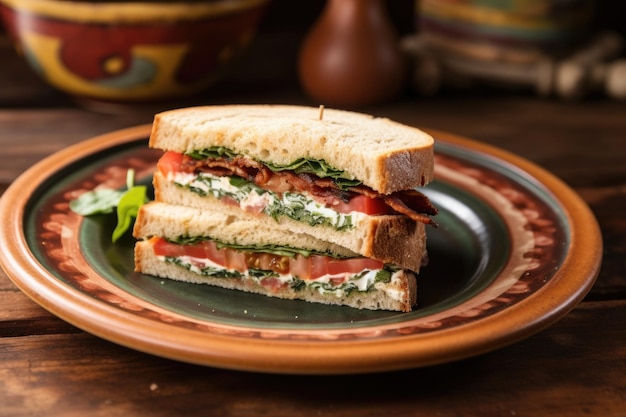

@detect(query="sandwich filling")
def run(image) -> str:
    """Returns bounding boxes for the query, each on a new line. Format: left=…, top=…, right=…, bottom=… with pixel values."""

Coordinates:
left=148, top=236, right=408, bottom=299
left=157, top=149, right=437, bottom=230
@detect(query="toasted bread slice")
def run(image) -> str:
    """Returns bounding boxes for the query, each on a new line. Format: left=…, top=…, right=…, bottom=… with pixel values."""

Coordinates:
left=149, top=104, right=434, bottom=194
left=133, top=201, right=356, bottom=257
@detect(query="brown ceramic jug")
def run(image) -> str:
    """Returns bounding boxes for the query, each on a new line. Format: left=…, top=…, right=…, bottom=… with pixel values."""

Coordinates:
left=298, top=0, right=407, bottom=107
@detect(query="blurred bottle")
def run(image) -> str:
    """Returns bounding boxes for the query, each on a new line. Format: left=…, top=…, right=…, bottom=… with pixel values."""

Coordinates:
left=298, top=0, right=407, bottom=107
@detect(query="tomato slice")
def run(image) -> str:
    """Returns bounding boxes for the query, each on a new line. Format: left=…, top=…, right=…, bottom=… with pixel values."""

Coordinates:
left=224, top=249, right=247, bottom=271
left=151, top=236, right=202, bottom=259
left=326, top=257, right=384, bottom=275
left=202, top=240, right=226, bottom=266
left=348, top=195, right=391, bottom=215
left=319, top=194, right=391, bottom=215
left=309, top=255, right=330, bottom=279
left=289, top=253, right=384, bottom=280
left=295, top=255, right=333, bottom=280
left=157, top=151, right=184, bottom=176
left=152, top=237, right=227, bottom=266
left=150, top=238, right=384, bottom=280
left=249, top=253, right=290, bottom=274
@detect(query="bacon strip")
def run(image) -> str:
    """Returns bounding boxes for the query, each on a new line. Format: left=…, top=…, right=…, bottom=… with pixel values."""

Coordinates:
left=381, top=191, right=438, bottom=226
left=180, top=154, right=438, bottom=225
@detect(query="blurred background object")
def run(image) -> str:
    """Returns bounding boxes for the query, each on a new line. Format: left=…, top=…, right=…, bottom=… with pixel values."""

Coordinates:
left=418, top=0, right=596, bottom=58
left=1, top=0, right=625, bottom=108
left=298, top=0, right=407, bottom=107
left=404, top=0, right=626, bottom=100
left=0, top=0, right=270, bottom=105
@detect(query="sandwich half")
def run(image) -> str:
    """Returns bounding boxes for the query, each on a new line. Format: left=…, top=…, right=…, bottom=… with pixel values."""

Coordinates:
left=149, top=104, right=438, bottom=272
left=133, top=201, right=418, bottom=312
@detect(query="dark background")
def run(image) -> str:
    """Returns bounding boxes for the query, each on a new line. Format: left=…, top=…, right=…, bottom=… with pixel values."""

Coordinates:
left=259, top=0, right=626, bottom=39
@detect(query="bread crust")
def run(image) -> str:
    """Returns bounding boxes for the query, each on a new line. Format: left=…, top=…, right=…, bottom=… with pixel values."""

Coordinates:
left=153, top=172, right=427, bottom=272
left=149, top=104, right=434, bottom=194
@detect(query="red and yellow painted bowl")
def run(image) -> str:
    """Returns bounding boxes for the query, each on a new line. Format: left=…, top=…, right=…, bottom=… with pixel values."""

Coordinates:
left=0, top=0, right=269, bottom=102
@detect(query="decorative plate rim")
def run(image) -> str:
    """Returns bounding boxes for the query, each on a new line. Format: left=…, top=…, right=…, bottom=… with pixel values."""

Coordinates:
left=0, top=125, right=602, bottom=374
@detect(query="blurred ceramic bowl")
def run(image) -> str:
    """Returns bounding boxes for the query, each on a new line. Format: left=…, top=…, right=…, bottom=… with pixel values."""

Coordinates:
left=0, top=0, right=270, bottom=102
left=417, top=0, right=595, bottom=60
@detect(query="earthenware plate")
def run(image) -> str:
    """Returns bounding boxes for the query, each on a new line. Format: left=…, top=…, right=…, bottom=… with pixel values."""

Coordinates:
left=0, top=125, right=602, bottom=374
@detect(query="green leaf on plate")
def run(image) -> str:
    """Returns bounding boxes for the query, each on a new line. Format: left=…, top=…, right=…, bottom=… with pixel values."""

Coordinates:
left=69, top=169, right=150, bottom=243
left=112, top=185, right=148, bottom=242
left=69, top=188, right=125, bottom=216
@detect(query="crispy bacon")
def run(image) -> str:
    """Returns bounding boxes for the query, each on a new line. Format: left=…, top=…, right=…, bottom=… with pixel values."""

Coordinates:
left=382, top=191, right=439, bottom=226
left=180, top=154, right=438, bottom=225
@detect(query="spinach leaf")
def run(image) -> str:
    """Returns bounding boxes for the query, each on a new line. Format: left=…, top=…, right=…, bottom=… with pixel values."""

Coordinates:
left=69, top=188, right=125, bottom=215
left=186, top=146, right=363, bottom=190
left=69, top=169, right=148, bottom=243
left=169, top=235, right=333, bottom=258
left=112, top=185, right=148, bottom=242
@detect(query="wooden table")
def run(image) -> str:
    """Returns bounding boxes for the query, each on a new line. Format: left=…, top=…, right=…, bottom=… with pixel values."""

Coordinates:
left=1, top=30, right=625, bottom=416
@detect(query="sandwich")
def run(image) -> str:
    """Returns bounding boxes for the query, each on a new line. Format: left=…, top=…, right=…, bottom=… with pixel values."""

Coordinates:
left=148, top=104, right=437, bottom=271
left=133, top=104, right=437, bottom=312
left=133, top=201, right=418, bottom=312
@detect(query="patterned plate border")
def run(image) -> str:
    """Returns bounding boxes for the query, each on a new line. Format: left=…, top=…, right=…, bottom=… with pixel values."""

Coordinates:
left=0, top=125, right=601, bottom=373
